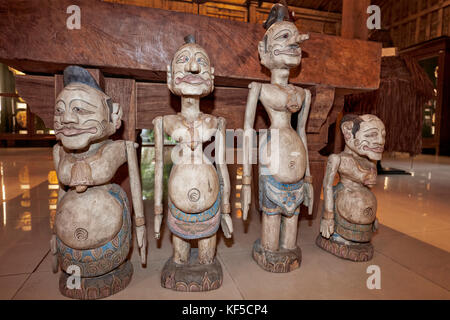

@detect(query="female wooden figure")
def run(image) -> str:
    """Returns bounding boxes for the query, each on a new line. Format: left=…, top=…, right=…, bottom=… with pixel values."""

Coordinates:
left=51, top=66, right=147, bottom=299
left=242, top=3, right=313, bottom=273
left=153, top=35, right=233, bottom=292
left=316, top=114, right=385, bottom=262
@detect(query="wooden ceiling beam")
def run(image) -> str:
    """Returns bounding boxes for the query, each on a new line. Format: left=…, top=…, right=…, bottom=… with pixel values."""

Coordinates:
left=0, top=0, right=380, bottom=91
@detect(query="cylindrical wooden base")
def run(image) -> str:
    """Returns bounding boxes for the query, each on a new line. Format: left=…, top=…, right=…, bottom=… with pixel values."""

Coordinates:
left=252, top=238, right=302, bottom=273
left=315, top=234, right=374, bottom=262
left=59, top=260, right=133, bottom=300
left=161, top=248, right=223, bottom=292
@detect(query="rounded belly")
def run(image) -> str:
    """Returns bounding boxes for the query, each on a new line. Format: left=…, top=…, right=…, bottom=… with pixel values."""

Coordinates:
left=169, top=163, right=219, bottom=213
left=55, top=187, right=123, bottom=250
left=336, top=186, right=377, bottom=224
left=260, top=128, right=306, bottom=183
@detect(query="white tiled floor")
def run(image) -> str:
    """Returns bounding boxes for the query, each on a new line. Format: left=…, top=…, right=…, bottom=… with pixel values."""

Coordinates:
left=374, top=155, right=450, bottom=252
left=0, top=148, right=449, bottom=299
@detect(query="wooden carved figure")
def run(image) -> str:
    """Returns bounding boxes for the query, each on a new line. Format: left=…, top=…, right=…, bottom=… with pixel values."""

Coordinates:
left=316, top=114, right=386, bottom=262
left=154, top=35, right=233, bottom=292
left=51, top=66, right=147, bottom=299
left=242, top=3, right=313, bottom=273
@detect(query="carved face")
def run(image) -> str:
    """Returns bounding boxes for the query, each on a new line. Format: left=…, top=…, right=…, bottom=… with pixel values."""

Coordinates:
left=167, top=43, right=214, bottom=97
left=54, top=83, right=121, bottom=150
left=342, top=114, right=386, bottom=161
left=258, top=21, right=308, bottom=70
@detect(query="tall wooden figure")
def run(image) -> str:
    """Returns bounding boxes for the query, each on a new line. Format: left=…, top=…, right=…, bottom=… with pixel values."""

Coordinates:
left=51, top=66, right=147, bottom=299
left=316, top=114, right=385, bottom=262
left=154, top=35, right=233, bottom=292
left=242, top=3, right=314, bottom=273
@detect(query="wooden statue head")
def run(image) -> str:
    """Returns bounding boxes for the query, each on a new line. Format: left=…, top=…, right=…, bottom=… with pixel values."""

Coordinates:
left=341, top=114, right=386, bottom=161
left=167, top=35, right=215, bottom=98
left=54, top=66, right=122, bottom=150
left=258, top=3, right=309, bottom=70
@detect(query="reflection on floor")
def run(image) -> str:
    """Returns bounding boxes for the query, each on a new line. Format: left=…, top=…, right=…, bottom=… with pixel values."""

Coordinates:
left=0, top=148, right=449, bottom=299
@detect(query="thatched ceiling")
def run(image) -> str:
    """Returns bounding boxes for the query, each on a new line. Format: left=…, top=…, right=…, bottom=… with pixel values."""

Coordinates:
left=262, top=0, right=342, bottom=12
left=261, top=0, right=388, bottom=14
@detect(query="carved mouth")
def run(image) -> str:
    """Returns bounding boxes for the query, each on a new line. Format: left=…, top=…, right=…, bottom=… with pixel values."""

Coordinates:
left=274, top=48, right=301, bottom=56
left=363, top=146, right=384, bottom=153
left=175, top=74, right=209, bottom=85
left=55, top=126, right=98, bottom=137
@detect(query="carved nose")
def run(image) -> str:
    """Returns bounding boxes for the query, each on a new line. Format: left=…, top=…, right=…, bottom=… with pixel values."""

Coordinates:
left=61, top=110, right=77, bottom=124
left=185, top=59, right=200, bottom=74
left=296, top=34, right=310, bottom=43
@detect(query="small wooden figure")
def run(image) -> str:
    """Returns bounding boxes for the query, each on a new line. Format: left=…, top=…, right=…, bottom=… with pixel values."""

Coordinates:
left=241, top=3, right=313, bottom=273
left=316, top=114, right=386, bottom=262
left=154, top=35, right=233, bottom=292
left=51, top=66, right=147, bottom=299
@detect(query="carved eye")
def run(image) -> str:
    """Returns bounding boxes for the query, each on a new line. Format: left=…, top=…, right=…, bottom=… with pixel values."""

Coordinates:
left=276, top=33, right=290, bottom=41
left=365, top=132, right=378, bottom=138
left=73, top=107, right=83, bottom=114
left=197, top=57, right=207, bottom=66
left=55, top=107, right=64, bottom=115
left=72, top=106, right=94, bottom=115
left=176, top=56, right=189, bottom=63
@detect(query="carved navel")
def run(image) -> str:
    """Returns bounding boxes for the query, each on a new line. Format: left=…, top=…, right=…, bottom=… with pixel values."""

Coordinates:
left=188, top=188, right=200, bottom=202
left=74, top=228, right=88, bottom=241
left=363, top=207, right=374, bottom=217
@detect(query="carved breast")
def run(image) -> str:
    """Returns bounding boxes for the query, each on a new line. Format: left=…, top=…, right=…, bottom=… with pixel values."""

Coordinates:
left=165, top=113, right=218, bottom=150
left=260, top=84, right=305, bottom=113
left=339, top=155, right=377, bottom=186
left=56, top=140, right=127, bottom=188
left=55, top=186, right=123, bottom=249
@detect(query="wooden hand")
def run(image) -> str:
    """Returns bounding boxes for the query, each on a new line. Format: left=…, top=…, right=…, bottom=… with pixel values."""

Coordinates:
left=136, top=225, right=147, bottom=265
left=320, top=218, right=334, bottom=239
left=241, top=184, right=251, bottom=221
left=304, top=182, right=314, bottom=215
left=221, top=213, right=233, bottom=238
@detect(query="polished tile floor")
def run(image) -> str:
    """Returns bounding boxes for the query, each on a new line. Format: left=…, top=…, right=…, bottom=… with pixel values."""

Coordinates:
left=0, top=148, right=449, bottom=300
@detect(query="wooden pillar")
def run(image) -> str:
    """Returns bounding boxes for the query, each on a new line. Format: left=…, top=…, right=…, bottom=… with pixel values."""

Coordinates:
left=341, top=0, right=370, bottom=40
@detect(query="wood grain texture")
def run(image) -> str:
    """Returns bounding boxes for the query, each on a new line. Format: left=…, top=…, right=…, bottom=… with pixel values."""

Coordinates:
left=307, top=86, right=335, bottom=133
left=341, top=0, right=370, bottom=40
left=0, top=0, right=381, bottom=90
left=14, top=75, right=55, bottom=130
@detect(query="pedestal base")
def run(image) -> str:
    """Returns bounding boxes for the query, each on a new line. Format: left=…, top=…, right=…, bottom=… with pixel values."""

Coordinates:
left=161, top=248, right=223, bottom=292
left=59, top=260, right=133, bottom=300
left=316, top=234, right=374, bottom=262
left=252, top=239, right=302, bottom=273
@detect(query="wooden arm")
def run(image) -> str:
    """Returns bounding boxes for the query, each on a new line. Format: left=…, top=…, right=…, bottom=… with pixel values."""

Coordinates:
left=243, top=82, right=262, bottom=181
left=216, top=117, right=230, bottom=213
left=125, top=141, right=145, bottom=224
left=323, top=154, right=340, bottom=216
left=296, top=88, right=312, bottom=178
